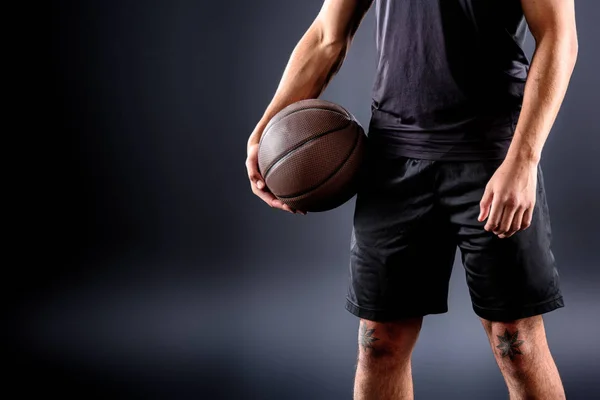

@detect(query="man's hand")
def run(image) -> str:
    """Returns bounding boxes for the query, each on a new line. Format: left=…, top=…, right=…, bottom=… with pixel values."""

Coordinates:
left=243, top=0, right=375, bottom=215
left=478, top=159, right=538, bottom=238
left=246, top=132, right=306, bottom=215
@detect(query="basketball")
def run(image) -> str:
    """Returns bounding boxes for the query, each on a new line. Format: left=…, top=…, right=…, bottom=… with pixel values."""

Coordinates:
left=257, top=99, right=367, bottom=212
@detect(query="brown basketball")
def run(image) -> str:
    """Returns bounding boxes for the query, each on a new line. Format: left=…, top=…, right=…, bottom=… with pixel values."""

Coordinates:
left=257, top=99, right=367, bottom=212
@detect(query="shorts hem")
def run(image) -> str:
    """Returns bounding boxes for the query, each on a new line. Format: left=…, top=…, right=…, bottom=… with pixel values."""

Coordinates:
left=472, top=295, right=565, bottom=322
left=345, top=298, right=448, bottom=322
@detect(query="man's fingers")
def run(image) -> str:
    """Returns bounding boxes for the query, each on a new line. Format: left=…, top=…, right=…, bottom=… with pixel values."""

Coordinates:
left=247, top=148, right=306, bottom=215
left=496, top=200, right=518, bottom=235
left=251, top=184, right=275, bottom=205
left=484, top=199, right=503, bottom=232
left=250, top=182, right=279, bottom=207
left=501, top=205, right=525, bottom=238
left=510, top=206, right=525, bottom=233
left=274, top=199, right=303, bottom=214
left=245, top=157, right=265, bottom=189
left=246, top=152, right=274, bottom=202
left=478, top=188, right=493, bottom=222
left=250, top=181, right=298, bottom=213
left=277, top=201, right=305, bottom=214
left=521, top=206, right=534, bottom=230
left=250, top=175, right=265, bottom=190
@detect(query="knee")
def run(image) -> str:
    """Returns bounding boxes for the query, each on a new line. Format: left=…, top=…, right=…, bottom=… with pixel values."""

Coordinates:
left=481, top=316, right=545, bottom=376
left=357, top=317, right=422, bottom=364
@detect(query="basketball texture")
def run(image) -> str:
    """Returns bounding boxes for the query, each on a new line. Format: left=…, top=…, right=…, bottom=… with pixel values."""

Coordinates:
left=257, top=99, right=367, bottom=212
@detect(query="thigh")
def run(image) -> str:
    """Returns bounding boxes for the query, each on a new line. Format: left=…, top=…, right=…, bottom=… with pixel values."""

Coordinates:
left=440, top=161, right=564, bottom=322
left=346, top=152, right=457, bottom=322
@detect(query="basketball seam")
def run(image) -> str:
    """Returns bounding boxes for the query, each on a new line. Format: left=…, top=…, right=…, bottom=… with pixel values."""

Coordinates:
left=262, top=120, right=353, bottom=179
left=276, top=125, right=361, bottom=199
left=259, top=106, right=351, bottom=150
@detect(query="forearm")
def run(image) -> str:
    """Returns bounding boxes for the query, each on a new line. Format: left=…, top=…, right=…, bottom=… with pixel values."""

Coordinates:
left=249, top=25, right=347, bottom=143
left=505, top=34, right=578, bottom=164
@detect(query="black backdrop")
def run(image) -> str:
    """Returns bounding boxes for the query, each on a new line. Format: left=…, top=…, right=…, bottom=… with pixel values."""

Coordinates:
left=12, top=1, right=600, bottom=398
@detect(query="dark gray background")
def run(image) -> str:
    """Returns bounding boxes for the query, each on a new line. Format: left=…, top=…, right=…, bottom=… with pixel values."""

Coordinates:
left=15, top=0, right=599, bottom=398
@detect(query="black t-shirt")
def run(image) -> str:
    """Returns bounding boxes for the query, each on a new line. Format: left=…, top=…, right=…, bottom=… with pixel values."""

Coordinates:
left=369, top=0, right=530, bottom=160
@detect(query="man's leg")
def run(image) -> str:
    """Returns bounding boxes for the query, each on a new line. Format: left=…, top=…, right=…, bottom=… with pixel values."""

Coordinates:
left=346, top=152, right=456, bottom=400
left=353, top=317, right=422, bottom=400
left=438, top=160, right=565, bottom=399
left=481, top=316, right=565, bottom=399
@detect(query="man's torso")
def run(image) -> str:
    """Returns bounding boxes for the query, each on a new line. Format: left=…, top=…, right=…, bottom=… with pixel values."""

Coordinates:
left=369, top=0, right=530, bottom=160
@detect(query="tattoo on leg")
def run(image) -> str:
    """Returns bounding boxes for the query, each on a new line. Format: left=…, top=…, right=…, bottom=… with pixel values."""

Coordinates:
left=496, top=329, right=524, bottom=360
left=359, top=321, right=380, bottom=350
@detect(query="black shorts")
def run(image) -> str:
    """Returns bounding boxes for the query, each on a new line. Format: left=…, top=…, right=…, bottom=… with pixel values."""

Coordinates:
left=345, top=148, right=564, bottom=322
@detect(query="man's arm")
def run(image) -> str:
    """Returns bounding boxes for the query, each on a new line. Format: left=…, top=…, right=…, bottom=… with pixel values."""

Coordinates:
left=479, top=0, right=578, bottom=237
left=505, top=0, right=579, bottom=164
left=246, top=0, right=373, bottom=213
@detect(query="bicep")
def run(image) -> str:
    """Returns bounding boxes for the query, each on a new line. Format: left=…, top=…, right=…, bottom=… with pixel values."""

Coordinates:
left=314, top=0, right=373, bottom=45
left=521, top=0, right=577, bottom=42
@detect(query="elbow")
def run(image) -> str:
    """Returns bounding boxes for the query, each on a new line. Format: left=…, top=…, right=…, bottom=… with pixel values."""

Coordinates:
left=320, top=39, right=349, bottom=65
left=568, top=33, right=579, bottom=66
left=311, top=21, right=349, bottom=58
left=563, top=34, right=579, bottom=73
left=537, top=29, right=579, bottom=68
left=561, top=28, right=579, bottom=65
